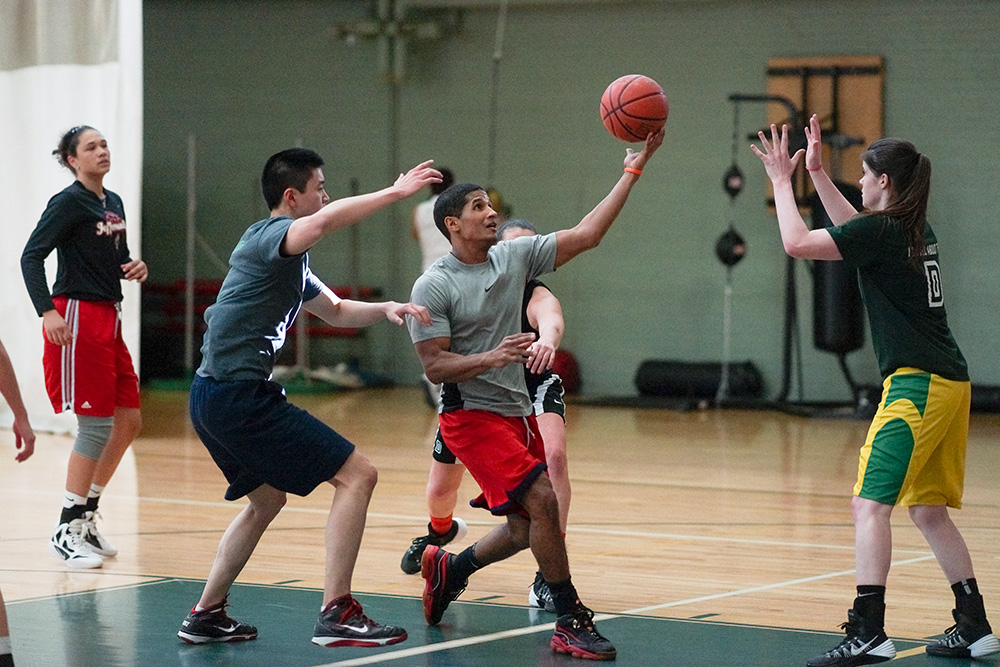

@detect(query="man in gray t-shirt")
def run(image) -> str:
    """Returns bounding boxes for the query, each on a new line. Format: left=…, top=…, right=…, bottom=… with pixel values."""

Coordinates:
left=408, top=129, right=664, bottom=661
left=179, top=148, right=440, bottom=649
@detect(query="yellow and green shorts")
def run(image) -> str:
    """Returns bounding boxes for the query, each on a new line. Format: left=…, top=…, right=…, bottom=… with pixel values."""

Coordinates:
left=854, top=367, right=970, bottom=508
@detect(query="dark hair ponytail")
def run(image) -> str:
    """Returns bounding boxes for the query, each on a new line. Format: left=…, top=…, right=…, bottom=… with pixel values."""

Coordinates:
left=52, top=125, right=95, bottom=174
left=860, top=138, right=931, bottom=265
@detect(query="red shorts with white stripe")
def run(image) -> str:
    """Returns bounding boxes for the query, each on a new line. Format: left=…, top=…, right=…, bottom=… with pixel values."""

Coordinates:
left=438, top=409, right=547, bottom=517
left=42, top=296, right=141, bottom=417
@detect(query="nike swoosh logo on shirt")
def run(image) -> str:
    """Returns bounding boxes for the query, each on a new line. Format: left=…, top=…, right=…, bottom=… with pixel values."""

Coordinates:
left=485, top=281, right=498, bottom=292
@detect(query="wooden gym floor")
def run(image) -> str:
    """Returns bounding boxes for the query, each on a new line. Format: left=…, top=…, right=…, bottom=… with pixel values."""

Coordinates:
left=1, top=387, right=998, bottom=666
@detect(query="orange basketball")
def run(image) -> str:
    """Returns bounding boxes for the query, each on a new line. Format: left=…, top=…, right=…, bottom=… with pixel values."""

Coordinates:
left=600, top=74, right=669, bottom=142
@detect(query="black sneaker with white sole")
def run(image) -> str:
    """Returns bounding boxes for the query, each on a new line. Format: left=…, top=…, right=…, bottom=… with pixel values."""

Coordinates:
left=177, top=600, right=258, bottom=644
left=311, top=595, right=407, bottom=647
left=806, top=609, right=896, bottom=667
left=925, top=609, right=1000, bottom=659
left=400, top=518, right=467, bottom=575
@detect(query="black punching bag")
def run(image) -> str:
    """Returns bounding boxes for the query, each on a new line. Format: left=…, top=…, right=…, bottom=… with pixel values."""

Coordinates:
left=810, top=183, right=865, bottom=354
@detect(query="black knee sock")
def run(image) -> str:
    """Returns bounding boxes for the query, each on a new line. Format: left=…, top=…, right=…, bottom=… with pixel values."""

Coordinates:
left=547, top=577, right=579, bottom=617
left=952, top=578, right=986, bottom=618
left=854, top=585, right=886, bottom=629
left=450, top=544, right=483, bottom=582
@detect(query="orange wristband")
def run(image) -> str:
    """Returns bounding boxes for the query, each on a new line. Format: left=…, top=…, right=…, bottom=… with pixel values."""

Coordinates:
left=624, top=167, right=642, bottom=176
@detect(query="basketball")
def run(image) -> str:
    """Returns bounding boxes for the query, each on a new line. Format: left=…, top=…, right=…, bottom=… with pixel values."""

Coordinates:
left=600, top=74, right=669, bottom=142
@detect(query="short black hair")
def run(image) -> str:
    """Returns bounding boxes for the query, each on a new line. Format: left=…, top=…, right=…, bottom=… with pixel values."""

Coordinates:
left=431, top=167, right=455, bottom=196
left=261, top=148, right=325, bottom=210
left=433, top=182, right=485, bottom=240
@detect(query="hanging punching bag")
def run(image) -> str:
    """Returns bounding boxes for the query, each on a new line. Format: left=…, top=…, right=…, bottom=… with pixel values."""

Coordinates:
left=810, top=183, right=865, bottom=354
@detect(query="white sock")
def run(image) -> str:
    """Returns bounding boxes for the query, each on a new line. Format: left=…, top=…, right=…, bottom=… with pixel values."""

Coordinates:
left=88, top=483, right=105, bottom=499
left=63, top=491, right=88, bottom=509
left=0, top=635, right=11, bottom=653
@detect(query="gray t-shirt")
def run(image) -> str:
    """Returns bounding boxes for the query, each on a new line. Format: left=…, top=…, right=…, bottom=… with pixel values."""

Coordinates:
left=408, top=233, right=558, bottom=416
left=198, top=216, right=324, bottom=381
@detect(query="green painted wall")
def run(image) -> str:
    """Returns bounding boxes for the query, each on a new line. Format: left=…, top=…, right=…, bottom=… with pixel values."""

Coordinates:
left=143, top=0, right=1000, bottom=400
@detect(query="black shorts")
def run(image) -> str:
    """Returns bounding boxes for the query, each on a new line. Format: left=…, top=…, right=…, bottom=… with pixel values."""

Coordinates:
left=433, top=373, right=565, bottom=464
left=189, top=375, right=355, bottom=500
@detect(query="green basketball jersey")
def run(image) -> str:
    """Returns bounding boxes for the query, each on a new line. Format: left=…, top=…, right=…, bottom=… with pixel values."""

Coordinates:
left=827, top=214, right=968, bottom=381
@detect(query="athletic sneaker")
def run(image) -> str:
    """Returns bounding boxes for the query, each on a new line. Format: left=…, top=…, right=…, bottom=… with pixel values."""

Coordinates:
left=528, top=571, right=556, bottom=613
left=311, top=595, right=407, bottom=647
left=925, top=609, right=1000, bottom=659
left=177, top=600, right=258, bottom=644
left=806, top=609, right=896, bottom=666
left=420, top=545, right=468, bottom=625
left=81, top=510, right=118, bottom=558
left=49, top=519, right=103, bottom=569
left=551, top=604, right=616, bottom=661
left=400, top=518, right=467, bottom=575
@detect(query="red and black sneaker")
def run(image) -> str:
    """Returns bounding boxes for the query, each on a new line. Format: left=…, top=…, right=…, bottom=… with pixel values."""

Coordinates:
left=420, top=545, right=467, bottom=625
left=311, top=595, right=407, bottom=648
left=177, top=599, right=258, bottom=644
left=551, top=604, right=616, bottom=661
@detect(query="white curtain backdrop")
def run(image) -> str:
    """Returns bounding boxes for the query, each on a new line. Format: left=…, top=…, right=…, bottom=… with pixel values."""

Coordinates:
left=0, top=0, right=143, bottom=433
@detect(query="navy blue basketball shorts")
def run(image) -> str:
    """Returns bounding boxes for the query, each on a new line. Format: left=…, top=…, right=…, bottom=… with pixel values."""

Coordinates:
left=189, top=374, right=355, bottom=500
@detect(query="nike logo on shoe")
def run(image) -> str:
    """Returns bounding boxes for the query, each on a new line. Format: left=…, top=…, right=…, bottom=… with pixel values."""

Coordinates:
left=341, top=624, right=372, bottom=634
left=850, top=636, right=878, bottom=656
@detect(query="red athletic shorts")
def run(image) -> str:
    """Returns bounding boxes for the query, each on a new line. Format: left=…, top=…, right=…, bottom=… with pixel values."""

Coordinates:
left=43, top=296, right=141, bottom=417
left=438, top=409, right=547, bottom=517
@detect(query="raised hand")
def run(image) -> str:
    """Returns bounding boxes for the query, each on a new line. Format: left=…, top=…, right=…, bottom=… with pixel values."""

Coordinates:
left=393, top=160, right=443, bottom=200
left=624, top=127, right=666, bottom=172
left=803, top=114, right=824, bottom=173
left=750, top=123, right=804, bottom=185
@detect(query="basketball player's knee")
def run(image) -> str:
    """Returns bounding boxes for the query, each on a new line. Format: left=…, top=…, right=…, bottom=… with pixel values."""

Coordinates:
left=507, top=516, right=531, bottom=550
left=546, top=448, right=568, bottom=475
left=522, top=476, right=559, bottom=521
left=116, top=408, right=142, bottom=440
left=341, top=453, right=378, bottom=494
left=908, top=504, right=947, bottom=531
left=73, top=416, right=114, bottom=460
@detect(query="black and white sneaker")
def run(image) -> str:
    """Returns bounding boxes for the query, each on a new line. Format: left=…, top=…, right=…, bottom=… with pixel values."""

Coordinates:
left=528, top=571, right=556, bottom=613
left=311, top=595, right=407, bottom=647
left=177, top=600, right=258, bottom=644
left=807, top=609, right=896, bottom=666
left=81, top=510, right=118, bottom=558
left=400, top=518, right=467, bottom=575
left=926, top=609, right=1000, bottom=659
left=551, top=604, right=616, bottom=661
left=49, top=520, right=103, bottom=569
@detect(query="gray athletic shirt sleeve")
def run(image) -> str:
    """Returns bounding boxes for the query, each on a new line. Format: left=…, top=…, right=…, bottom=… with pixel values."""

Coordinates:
left=197, top=216, right=324, bottom=381
left=407, top=233, right=557, bottom=416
